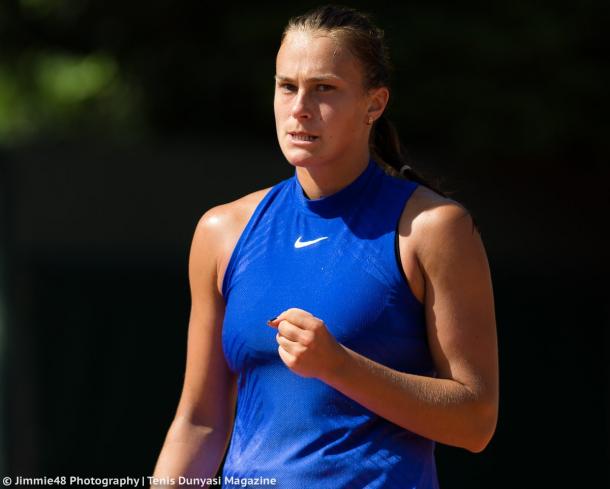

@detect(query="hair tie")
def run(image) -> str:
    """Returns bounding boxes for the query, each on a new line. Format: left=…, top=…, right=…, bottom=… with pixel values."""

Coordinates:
left=399, top=164, right=411, bottom=175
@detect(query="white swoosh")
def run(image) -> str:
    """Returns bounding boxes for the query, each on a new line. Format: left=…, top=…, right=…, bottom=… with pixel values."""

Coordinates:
left=294, top=236, right=329, bottom=248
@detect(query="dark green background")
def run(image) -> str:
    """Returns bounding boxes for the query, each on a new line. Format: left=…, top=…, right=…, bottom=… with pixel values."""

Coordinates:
left=1, top=1, right=608, bottom=487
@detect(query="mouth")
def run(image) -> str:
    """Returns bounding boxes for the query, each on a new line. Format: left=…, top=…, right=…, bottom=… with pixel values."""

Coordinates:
left=288, top=132, right=319, bottom=142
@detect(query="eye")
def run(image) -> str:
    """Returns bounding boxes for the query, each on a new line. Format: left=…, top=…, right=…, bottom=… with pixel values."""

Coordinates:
left=317, top=84, right=335, bottom=92
left=278, top=83, right=297, bottom=93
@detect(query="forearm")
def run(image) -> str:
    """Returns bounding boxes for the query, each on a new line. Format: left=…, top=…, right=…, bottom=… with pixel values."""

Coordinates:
left=151, top=415, right=230, bottom=488
left=323, top=345, right=496, bottom=452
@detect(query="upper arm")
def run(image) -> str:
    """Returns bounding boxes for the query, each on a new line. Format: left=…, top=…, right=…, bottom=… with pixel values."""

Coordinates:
left=416, top=202, right=499, bottom=414
left=174, top=206, right=237, bottom=430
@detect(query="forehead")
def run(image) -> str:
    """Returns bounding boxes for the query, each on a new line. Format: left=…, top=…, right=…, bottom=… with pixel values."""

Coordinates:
left=276, top=30, right=362, bottom=82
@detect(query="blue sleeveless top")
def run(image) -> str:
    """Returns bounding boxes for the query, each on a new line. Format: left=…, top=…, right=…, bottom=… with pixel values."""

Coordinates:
left=221, top=159, right=439, bottom=488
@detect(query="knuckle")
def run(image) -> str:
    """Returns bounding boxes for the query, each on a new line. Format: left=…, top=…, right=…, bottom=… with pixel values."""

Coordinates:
left=301, top=332, right=314, bottom=346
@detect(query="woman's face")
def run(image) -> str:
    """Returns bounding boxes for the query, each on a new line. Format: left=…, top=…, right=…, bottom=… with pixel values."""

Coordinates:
left=274, top=30, right=384, bottom=169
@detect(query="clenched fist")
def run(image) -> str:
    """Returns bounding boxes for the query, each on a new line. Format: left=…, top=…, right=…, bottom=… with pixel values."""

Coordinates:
left=267, top=308, right=346, bottom=381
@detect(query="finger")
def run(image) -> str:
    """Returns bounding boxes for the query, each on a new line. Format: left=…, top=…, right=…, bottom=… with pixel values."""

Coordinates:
left=267, top=307, right=307, bottom=324
left=278, top=322, right=316, bottom=346
left=276, top=333, right=303, bottom=354
left=278, top=345, right=296, bottom=366
left=277, top=320, right=306, bottom=341
left=286, top=314, right=322, bottom=331
left=266, top=311, right=287, bottom=328
left=269, top=309, right=320, bottom=331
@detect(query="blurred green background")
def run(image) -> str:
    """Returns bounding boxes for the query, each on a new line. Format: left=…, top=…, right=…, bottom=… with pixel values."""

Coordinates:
left=1, top=0, right=606, bottom=159
left=1, top=0, right=608, bottom=487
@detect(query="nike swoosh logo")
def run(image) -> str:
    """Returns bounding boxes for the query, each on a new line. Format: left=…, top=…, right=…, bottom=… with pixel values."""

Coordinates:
left=294, top=236, right=329, bottom=248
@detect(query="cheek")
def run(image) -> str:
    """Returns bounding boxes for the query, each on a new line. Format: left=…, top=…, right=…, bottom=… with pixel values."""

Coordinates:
left=273, top=96, right=281, bottom=120
left=320, top=103, right=343, bottom=125
left=321, top=104, right=360, bottom=134
left=273, top=93, right=287, bottom=116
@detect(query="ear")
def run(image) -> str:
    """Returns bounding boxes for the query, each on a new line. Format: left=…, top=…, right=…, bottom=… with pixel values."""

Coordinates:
left=366, top=86, right=390, bottom=123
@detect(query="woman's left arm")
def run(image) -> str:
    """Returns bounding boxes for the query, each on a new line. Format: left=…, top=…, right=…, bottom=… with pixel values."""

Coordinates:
left=338, top=202, right=498, bottom=452
left=269, top=203, right=499, bottom=453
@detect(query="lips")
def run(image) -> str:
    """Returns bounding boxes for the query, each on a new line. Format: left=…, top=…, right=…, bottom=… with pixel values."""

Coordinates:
left=289, top=131, right=319, bottom=142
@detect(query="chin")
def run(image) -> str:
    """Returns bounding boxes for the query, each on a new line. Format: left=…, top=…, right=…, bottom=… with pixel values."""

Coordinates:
left=281, top=148, right=322, bottom=168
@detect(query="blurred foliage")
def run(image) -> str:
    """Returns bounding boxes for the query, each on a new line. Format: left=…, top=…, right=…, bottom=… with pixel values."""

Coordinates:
left=0, top=0, right=607, bottom=161
left=0, top=51, right=142, bottom=143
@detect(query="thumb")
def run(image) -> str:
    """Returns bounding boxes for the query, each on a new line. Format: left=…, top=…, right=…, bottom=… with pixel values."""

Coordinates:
left=266, top=311, right=287, bottom=327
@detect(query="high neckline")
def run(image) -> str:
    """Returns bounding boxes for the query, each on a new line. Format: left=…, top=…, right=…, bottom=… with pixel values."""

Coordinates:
left=292, top=158, right=378, bottom=218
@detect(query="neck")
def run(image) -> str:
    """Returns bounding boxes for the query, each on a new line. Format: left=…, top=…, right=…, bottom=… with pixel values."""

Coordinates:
left=296, top=154, right=371, bottom=200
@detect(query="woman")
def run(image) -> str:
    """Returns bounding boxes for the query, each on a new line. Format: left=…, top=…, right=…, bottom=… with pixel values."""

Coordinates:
left=152, top=5, right=498, bottom=488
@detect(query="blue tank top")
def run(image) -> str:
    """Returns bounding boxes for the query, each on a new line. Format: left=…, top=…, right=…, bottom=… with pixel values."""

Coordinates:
left=221, top=158, right=439, bottom=489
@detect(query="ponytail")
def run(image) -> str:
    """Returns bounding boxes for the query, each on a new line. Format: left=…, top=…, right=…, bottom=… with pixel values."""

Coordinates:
left=370, top=114, right=448, bottom=198
left=371, top=114, right=480, bottom=233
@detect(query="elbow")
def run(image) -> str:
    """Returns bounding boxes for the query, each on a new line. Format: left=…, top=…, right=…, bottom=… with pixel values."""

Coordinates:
left=465, top=401, right=498, bottom=453
left=168, top=413, right=230, bottom=443
left=466, top=432, right=494, bottom=454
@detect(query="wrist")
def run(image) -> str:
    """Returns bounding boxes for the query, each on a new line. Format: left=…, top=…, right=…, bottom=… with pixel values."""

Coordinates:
left=320, top=343, right=351, bottom=385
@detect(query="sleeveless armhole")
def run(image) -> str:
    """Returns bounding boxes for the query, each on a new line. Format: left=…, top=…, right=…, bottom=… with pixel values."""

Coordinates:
left=220, top=183, right=282, bottom=303
left=393, top=181, right=425, bottom=308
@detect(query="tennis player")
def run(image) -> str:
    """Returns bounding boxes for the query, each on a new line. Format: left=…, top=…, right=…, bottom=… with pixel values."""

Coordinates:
left=151, top=5, right=498, bottom=488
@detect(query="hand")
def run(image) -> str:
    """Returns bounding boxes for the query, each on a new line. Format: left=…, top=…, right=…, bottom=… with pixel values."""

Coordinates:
left=267, top=308, right=346, bottom=381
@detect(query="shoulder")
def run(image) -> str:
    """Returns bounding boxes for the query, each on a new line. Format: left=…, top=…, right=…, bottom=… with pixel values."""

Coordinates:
left=191, top=186, right=275, bottom=290
left=196, top=186, right=274, bottom=238
left=403, top=184, right=482, bottom=270
left=408, top=184, right=474, bottom=234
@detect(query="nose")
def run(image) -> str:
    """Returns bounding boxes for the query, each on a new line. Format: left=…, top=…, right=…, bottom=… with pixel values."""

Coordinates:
left=291, top=89, right=312, bottom=120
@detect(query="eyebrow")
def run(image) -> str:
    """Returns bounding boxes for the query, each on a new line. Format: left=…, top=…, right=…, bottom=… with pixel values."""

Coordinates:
left=274, top=74, right=342, bottom=83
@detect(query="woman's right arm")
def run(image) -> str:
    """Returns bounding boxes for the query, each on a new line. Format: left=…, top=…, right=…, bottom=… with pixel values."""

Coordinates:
left=151, top=207, right=237, bottom=485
